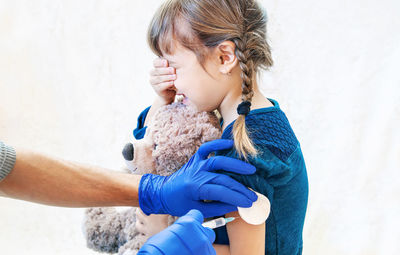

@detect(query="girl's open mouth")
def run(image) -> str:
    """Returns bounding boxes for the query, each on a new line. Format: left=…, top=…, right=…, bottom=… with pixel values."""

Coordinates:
left=176, top=94, right=189, bottom=105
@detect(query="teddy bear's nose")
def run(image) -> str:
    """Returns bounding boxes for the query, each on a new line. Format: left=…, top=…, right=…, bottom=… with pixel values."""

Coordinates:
left=122, top=143, right=134, bottom=161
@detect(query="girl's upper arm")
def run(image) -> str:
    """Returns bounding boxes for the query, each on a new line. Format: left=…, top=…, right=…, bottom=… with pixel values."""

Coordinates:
left=133, top=99, right=170, bottom=139
left=225, top=211, right=265, bottom=255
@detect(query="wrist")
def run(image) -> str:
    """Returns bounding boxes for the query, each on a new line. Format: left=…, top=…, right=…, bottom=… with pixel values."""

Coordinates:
left=138, top=174, right=167, bottom=215
left=144, top=97, right=170, bottom=127
left=154, top=95, right=173, bottom=106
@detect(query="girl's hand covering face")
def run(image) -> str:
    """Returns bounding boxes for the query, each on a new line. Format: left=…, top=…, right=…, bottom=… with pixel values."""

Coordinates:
left=149, top=58, right=177, bottom=105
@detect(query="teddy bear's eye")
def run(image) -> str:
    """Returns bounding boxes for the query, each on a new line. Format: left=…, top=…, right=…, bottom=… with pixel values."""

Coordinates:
left=154, top=143, right=158, bottom=150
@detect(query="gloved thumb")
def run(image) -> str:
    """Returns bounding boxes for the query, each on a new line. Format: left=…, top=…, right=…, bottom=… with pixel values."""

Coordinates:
left=186, top=209, right=216, bottom=243
left=203, top=226, right=216, bottom=243
left=185, top=209, right=204, bottom=223
left=197, top=139, right=234, bottom=160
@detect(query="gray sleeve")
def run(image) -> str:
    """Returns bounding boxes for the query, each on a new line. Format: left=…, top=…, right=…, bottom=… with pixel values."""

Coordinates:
left=0, top=141, right=17, bottom=182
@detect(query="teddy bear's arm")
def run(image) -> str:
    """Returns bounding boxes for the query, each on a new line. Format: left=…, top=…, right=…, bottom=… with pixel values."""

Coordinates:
left=116, top=235, right=147, bottom=255
left=83, top=207, right=129, bottom=253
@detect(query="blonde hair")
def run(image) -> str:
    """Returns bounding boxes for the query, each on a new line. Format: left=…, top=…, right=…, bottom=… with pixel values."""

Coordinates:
left=147, top=0, right=273, bottom=159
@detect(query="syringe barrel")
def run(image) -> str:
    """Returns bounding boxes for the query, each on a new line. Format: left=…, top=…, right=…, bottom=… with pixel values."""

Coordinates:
left=202, top=217, right=226, bottom=229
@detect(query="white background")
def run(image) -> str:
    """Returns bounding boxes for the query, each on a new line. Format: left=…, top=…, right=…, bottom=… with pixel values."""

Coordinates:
left=1, top=0, right=399, bottom=254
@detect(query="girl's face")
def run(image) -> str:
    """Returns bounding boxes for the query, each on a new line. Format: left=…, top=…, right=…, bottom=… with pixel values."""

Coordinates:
left=163, top=42, right=231, bottom=112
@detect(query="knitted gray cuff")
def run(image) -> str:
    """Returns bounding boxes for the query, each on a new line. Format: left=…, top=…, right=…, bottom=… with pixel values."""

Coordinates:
left=0, top=141, right=17, bottom=182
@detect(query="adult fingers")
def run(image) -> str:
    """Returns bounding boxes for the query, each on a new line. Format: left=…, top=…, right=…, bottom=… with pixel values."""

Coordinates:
left=201, top=225, right=216, bottom=243
left=184, top=209, right=204, bottom=223
left=178, top=210, right=216, bottom=244
left=198, top=184, right=253, bottom=208
left=202, top=156, right=256, bottom=175
left=209, top=174, right=257, bottom=202
left=197, top=139, right=234, bottom=160
left=195, top=201, right=237, bottom=218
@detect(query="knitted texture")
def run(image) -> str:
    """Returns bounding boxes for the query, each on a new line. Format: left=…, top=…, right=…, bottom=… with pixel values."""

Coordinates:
left=247, top=110, right=298, bottom=162
left=214, top=100, right=308, bottom=255
left=0, top=141, right=16, bottom=182
left=133, top=99, right=308, bottom=255
left=223, top=108, right=298, bottom=162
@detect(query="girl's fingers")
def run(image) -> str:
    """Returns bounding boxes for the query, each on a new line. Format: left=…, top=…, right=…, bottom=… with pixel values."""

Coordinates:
left=153, top=81, right=176, bottom=92
left=135, top=222, right=145, bottom=233
left=150, top=67, right=175, bottom=76
left=149, top=74, right=177, bottom=85
left=153, top=58, right=168, bottom=68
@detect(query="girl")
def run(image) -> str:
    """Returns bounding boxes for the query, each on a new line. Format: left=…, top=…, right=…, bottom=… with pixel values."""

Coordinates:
left=135, top=0, right=308, bottom=254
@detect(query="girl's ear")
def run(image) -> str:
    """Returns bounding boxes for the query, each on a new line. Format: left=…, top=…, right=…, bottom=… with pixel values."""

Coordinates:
left=217, top=41, right=238, bottom=75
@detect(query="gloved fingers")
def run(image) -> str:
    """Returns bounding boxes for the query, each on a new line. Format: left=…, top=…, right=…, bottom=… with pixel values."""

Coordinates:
left=197, top=139, right=234, bottom=160
left=174, top=211, right=216, bottom=252
left=202, top=156, right=256, bottom=174
left=201, top=225, right=216, bottom=243
left=195, top=201, right=237, bottom=218
left=209, top=174, right=257, bottom=202
left=184, top=209, right=204, bottom=223
left=198, top=184, right=253, bottom=208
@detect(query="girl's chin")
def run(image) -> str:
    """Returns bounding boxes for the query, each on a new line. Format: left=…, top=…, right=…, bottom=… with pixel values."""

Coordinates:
left=183, top=98, right=200, bottom=111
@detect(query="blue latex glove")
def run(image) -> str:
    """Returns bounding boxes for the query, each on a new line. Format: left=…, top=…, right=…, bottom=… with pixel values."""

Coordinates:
left=139, top=139, right=258, bottom=217
left=138, top=209, right=216, bottom=255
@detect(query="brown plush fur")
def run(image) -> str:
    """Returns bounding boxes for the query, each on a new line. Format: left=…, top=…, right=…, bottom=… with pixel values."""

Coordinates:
left=83, top=102, right=221, bottom=254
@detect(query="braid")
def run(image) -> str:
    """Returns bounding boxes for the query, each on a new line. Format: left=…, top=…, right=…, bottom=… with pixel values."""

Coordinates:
left=148, top=0, right=273, bottom=159
left=233, top=36, right=255, bottom=103
left=231, top=1, right=258, bottom=160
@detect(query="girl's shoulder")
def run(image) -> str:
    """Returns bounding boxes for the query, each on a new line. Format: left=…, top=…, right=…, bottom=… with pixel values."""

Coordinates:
left=218, top=99, right=307, bottom=191
left=222, top=98, right=300, bottom=163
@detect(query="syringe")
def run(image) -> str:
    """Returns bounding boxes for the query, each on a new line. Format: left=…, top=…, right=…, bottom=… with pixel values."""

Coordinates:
left=202, top=217, right=236, bottom=229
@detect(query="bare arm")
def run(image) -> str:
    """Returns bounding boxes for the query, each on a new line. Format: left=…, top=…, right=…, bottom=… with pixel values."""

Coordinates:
left=213, top=211, right=265, bottom=255
left=0, top=148, right=141, bottom=207
left=213, top=244, right=230, bottom=255
left=143, top=97, right=170, bottom=127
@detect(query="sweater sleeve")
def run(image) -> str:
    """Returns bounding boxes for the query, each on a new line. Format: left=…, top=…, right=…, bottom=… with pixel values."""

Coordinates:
left=0, top=141, right=17, bottom=182
left=133, top=106, right=151, bottom=140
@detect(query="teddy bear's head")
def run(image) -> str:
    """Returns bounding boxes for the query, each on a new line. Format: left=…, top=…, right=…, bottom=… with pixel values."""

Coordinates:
left=123, top=102, right=222, bottom=176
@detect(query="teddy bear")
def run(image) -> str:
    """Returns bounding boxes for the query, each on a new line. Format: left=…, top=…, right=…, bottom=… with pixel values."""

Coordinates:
left=83, top=102, right=222, bottom=255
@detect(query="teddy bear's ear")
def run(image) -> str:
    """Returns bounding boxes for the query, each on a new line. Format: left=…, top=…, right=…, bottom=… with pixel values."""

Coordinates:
left=122, top=143, right=134, bottom=161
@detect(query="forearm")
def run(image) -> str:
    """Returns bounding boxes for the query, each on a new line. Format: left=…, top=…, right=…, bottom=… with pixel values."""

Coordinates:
left=143, top=96, right=169, bottom=127
left=0, top=148, right=141, bottom=207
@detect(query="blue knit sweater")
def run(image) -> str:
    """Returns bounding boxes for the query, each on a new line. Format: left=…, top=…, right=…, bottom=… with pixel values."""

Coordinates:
left=133, top=99, right=308, bottom=255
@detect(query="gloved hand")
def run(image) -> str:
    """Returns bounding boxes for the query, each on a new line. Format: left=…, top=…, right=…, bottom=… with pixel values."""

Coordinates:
left=138, top=209, right=216, bottom=255
left=139, top=139, right=257, bottom=217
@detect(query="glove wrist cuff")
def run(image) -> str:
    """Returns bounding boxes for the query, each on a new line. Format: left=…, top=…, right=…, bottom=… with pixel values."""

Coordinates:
left=138, top=174, right=167, bottom=215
